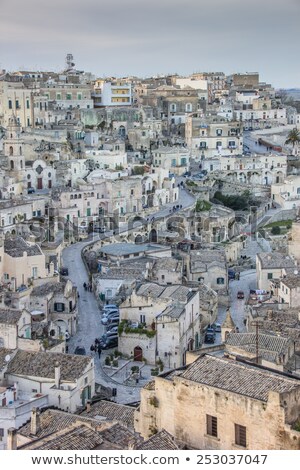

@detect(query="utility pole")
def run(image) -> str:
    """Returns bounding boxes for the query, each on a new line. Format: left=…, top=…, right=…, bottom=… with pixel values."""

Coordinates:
left=251, top=321, right=263, bottom=364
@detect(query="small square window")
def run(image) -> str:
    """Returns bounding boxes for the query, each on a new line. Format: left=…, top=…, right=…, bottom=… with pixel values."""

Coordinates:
left=206, top=415, right=218, bottom=437
left=235, top=424, right=246, bottom=447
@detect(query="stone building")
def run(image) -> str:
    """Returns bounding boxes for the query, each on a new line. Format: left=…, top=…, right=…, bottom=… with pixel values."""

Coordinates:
left=185, top=249, right=228, bottom=294
left=118, top=283, right=201, bottom=367
left=0, top=308, right=32, bottom=348
left=30, top=279, right=78, bottom=338
left=135, top=354, right=300, bottom=449
left=185, top=114, right=243, bottom=159
left=256, top=253, right=296, bottom=291
left=5, top=350, right=95, bottom=413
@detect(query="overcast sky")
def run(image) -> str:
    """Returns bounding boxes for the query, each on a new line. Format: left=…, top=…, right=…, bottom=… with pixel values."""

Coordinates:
left=0, top=0, right=299, bottom=88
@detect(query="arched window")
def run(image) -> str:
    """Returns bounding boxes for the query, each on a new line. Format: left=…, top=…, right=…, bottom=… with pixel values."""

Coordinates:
left=19, top=146, right=22, bottom=155
left=170, top=103, right=176, bottom=112
left=20, top=160, right=23, bottom=169
left=186, top=103, right=192, bottom=112
left=10, top=160, right=14, bottom=170
left=9, top=146, right=13, bottom=156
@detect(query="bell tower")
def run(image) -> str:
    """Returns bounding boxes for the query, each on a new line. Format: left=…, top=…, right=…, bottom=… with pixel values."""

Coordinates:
left=4, top=115, right=25, bottom=174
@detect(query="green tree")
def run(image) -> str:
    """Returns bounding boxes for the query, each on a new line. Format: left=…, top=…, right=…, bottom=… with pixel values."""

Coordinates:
left=285, top=128, right=300, bottom=154
left=271, top=226, right=281, bottom=235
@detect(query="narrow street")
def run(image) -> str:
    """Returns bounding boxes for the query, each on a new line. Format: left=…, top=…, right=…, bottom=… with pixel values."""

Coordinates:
left=217, top=269, right=257, bottom=338
left=61, top=186, right=196, bottom=403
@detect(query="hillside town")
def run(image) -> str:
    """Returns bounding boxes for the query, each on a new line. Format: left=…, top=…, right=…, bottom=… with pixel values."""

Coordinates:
left=1, top=56, right=300, bottom=450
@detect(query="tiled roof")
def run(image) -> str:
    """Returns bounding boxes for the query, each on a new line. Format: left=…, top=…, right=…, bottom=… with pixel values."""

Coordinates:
left=99, top=423, right=137, bottom=448
left=80, top=401, right=135, bottom=429
left=137, top=283, right=165, bottom=298
left=179, top=354, right=300, bottom=402
left=31, top=281, right=66, bottom=296
left=160, top=285, right=192, bottom=302
left=100, top=243, right=168, bottom=257
left=7, top=350, right=92, bottom=381
left=137, top=283, right=193, bottom=303
left=0, top=347, right=14, bottom=371
left=137, top=429, right=179, bottom=450
left=20, top=424, right=104, bottom=450
left=18, top=409, right=101, bottom=440
left=160, top=304, right=184, bottom=319
left=257, top=253, right=295, bottom=269
left=281, top=274, right=300, bottom=289
left=152, top=258, right=181, bottom=272
left=0, top=308, right=23, bottom=324
left=4, top=237, right=42, bottom=257
left=226, top=332, right=290, bottom=356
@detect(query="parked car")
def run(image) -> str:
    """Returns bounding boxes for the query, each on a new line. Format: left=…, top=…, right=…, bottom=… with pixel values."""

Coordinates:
left=101, top=314, right=120, bottom=325
left=102, top=309, right=119, bottom=318
left=105, top=320, right=119, bottom=332
left=212, top=322, right=221, bottom=333
left=183, top=171, right=191, bottom=177
left=60, top=267, right=69, bottom=276
left=103, top=304, right=118, bottom=312
left=237, top=291, right=245, bottom=299
left=74, top=346, right=86, bottom=355
left=94, top=226, right=106, bottom=233
left=104, top=325, right=118, bottom=334
left=204, top=326, right=216, bottom=343
left=99, top=335, right=118, bottom=350
left=98, top=331, right=119, bottom=342
left=27, top=187, right=35, bottom=194
left=228, top=269, right=236, bottom=280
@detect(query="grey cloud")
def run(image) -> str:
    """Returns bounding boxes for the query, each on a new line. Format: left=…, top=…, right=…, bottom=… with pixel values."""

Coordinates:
left=0, top=0, right=299, bottom=87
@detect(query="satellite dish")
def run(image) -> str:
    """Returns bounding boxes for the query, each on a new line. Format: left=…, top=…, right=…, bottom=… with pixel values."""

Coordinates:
left=5, top=355, right=11, bottom=362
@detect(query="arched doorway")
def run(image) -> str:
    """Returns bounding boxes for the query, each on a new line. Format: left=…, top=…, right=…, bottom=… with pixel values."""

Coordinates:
left=135, top=234, right=143, bottom=244
left=134, top=346, right=143, bottom=361
left=149, top=228, right=157, bottom=243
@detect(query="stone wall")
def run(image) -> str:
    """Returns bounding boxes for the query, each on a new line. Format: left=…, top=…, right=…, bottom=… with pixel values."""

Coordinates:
left=136, top=375, right=300, bottom=449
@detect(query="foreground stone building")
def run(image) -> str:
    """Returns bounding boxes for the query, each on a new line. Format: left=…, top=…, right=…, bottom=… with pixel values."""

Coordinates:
left=135, top=354, right=300, bottom=449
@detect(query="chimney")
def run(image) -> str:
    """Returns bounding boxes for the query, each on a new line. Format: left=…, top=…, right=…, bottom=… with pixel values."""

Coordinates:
left=55, top=361, right=61, bottom=388
left=7, top=428, right=17, bottom=450
left=267, top=309, right=273, bottom=320
left=31, top=408, right=40, bottom=436
left=86, top=400, right=91, bottom=413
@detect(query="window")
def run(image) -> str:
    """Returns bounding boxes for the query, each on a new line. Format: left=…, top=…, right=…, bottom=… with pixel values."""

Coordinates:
left=66, top=93, right=72, bottom=100
left=8, top=99, right=12, bottom=109
left=140, top=314, right=145, bottom=323
left=235, top=424, right=246, bottom=447
left=171, top=159, right=176, bottom=167
left=216, top=141, right=222, bottom=149
left=32, top=267, right=38, bottom=279
left=54, top=302, right=65, bottom=312
left=200, top=142, right=206, bottom=149
left=216, top=129, right=222, bottom=136
left=267, top=273, right=273, bottom=280
left=16, top=100, right=20, bottom=109
left=0, top=428, right=4, bottom=441
left=26, top=99, right=30, bottom=109
left=206, top=415, right=218, bottom=437
left=217, top=277, right=225, bottom=285
left=181, top=157, right=187, bottom=166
